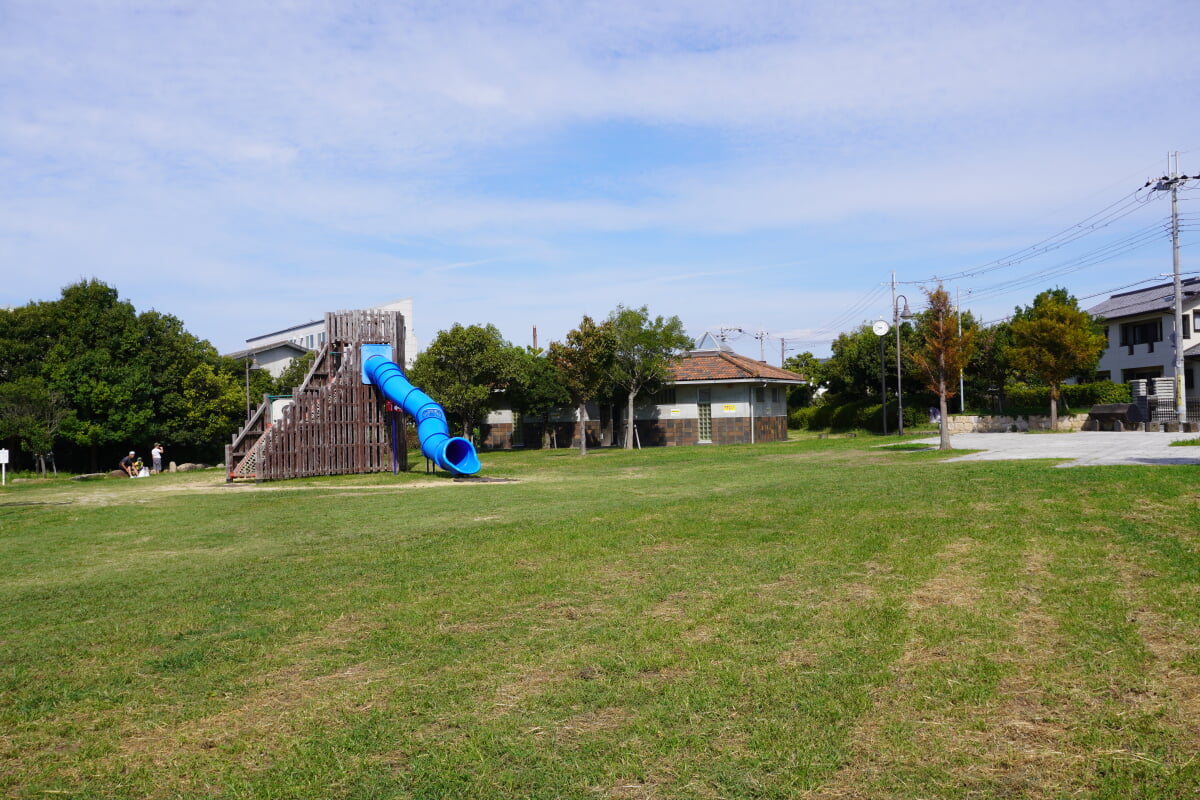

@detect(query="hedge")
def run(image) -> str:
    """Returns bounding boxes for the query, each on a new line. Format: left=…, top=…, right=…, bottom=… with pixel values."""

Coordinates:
left=1004, top=381, right=1130, bottom=412
left=790, top=381, right=1132, bottom=432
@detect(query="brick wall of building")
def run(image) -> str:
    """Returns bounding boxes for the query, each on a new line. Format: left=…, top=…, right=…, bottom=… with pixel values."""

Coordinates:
left=634, top=418, right=698, bottom=447
left=479, top=422, right=514, bottom=451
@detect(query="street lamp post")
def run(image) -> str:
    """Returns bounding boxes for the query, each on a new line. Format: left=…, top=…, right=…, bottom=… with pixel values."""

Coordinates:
left=893, top=289, right=913, bottom=436
left=873, top=319, right=890, bottom=435
left=244, top=356, right=258, bottom=421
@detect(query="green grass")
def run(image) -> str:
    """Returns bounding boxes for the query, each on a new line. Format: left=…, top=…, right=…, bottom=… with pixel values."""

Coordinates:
left=2, top=439, right=1199, bottom=798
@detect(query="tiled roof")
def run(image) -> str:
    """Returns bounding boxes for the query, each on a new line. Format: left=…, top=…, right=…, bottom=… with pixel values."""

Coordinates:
left=670, top=350, right=806, bottom=384
left=1087, top=277, right=1200, bottom=320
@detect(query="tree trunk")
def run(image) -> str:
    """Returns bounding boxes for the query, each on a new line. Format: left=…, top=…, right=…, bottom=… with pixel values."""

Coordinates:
left=578, top=402, right=588, bottom=455
left=938, top=383, right=951, bottom=451
left=1049, top=384, right=1060, bottom=430
left=625, top=391, right=636, bottom=450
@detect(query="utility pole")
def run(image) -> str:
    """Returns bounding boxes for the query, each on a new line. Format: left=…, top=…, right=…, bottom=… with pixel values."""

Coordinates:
left=1149, top=153, right=1193, bottom=426
left=957, top=287, right=965, bottom=414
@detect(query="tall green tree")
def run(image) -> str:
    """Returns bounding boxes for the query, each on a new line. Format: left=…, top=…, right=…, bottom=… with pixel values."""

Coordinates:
left=508, top=348, right=571, bottom=448
left=1009, top=289, right=1107, bottom=429
left=0, top=280, right=264, bottom=469
left=181, top=363, right=246, bottom=443
left=606, top=305, right=692, bottom=450
left=549, top=316, right=617, bottom=455
left=42, top=280, right=153, bottom=470
left=966, top=321, right=1014, bottom=412
left=910, top=285, right=974, bottom=450
left=408, top=323, right=521, bottom=440
left=783, top=351, right=824, bottom=406
left=137, top=309, right=223, bottom=448
left=824, top=322, right=920, bottom=401
left=0, top=376, right=74, bottom=475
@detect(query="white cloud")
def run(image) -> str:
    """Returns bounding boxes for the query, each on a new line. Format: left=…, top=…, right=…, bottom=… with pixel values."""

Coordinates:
left=3, top=0, right=1200, bottom=360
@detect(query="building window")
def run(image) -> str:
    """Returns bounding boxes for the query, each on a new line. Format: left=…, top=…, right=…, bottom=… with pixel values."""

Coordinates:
left=754, top=387, right=765, bottom=403
left=697, top=388, right=712, bottom=443
left=1120, top=319, right=1162, bottom=354
left=772, top=387, right=782, bottom=404
left=1185, top=314, right=1193, bottom=340
left=651, top=386, right=676, bottom=405
left=1188, top=368, right=1195, bottom=391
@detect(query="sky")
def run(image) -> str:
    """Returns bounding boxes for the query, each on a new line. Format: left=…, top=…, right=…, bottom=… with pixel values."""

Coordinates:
left=4, top=0, right=1200, bottom=365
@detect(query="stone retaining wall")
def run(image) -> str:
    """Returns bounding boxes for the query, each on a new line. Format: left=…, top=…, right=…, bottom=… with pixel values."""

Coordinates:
left=944, top=413, right=1089, bottom=433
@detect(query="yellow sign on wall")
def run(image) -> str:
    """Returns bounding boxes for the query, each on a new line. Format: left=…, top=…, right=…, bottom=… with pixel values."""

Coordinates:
left=723, top=404, right=737, bottom=413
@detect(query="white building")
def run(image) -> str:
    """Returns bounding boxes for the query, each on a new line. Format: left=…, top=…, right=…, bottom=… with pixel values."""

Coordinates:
left=1087, top=278, right=1200, bottom=398
left=235, top=298, right=418, bottom=376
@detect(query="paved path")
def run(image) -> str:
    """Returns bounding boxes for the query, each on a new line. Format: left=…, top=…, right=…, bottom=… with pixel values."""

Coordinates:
left=908, top=431, right=1200, bottom=467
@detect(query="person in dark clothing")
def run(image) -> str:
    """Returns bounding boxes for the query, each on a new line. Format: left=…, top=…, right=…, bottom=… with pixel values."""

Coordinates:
left=120, top=451, right=137, bottom=478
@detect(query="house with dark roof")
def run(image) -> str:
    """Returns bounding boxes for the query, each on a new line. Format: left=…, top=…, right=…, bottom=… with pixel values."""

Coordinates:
left=224, top=341, right=312, bottom=379
left=1087, top=278, right=1200, bottom=397
left=630, top=334, right=805, bottom=446
left=479, top=334, right=806, bottom=449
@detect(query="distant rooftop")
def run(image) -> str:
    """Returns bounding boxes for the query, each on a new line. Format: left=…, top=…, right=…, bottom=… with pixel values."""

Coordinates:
left=1087, top=277, right=1200, bottom=320
left=672, top=348, right=805, bottom=384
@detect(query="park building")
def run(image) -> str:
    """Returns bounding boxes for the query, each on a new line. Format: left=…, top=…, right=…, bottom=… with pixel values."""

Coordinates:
left=479, top=333, right=806, bottom=450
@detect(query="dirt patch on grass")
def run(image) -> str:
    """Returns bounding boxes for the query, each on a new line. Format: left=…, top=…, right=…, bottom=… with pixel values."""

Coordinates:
left=1111, top=551, right=1200, bottom=730
left=805, top=543, right=1103, bottom=798
left=491, top=662, right=568, bottom=716
left=906, top=538, right=981, bottom=612
left=547, top=706, right=635, bottom=743
left=117, top=661, right=385, bottom=771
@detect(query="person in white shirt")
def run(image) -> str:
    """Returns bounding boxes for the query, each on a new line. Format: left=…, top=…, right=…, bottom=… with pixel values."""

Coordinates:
left=151, top=443, right=164, bottom=474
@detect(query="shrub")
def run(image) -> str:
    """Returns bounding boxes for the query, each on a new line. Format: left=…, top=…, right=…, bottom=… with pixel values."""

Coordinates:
left=789, top=406, right=816, bottom=430
left=1006, top=381, right=1130, bottom=413
left=795, top=395, right=926, bottom=433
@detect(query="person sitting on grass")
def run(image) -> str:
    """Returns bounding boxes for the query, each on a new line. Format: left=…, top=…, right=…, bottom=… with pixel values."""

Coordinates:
left=120, top=451, right=137, bottom=478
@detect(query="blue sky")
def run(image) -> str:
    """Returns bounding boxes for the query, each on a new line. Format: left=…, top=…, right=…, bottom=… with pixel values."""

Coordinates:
left=4, top=0, right=1200, bottom=363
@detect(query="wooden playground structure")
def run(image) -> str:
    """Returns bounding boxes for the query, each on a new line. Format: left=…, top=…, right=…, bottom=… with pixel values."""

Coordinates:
left=226, top=309, right=408, bottom=482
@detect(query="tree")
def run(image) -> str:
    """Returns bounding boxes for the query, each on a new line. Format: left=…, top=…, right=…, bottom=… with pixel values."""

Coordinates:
left=508, top=348, right=571, bottom=448
left=181, top=363, right=245, bottom=443
left=824, top=323, right=920, bottom=400
left=966, top=321, right=1014, bottom=412
left=1009, top=289, right=1107, bottom=429
left=43, top=280, right=153, bottom=470
left=606, top=305, right=692, bottom=450
left=0, top=376, right=74, bottom=475
left=783, top=351, right=824, bottom=406
left=408, top=323, right=521, bottom=440
left=549, top=316, right=617, bottom=455
left=0, top=280, right=265, bottom=470
left=273, top=350, right=316, bottom=395
left=137, top=309, right=224, bottom=449
left=910, top=285, right=974, bottom=450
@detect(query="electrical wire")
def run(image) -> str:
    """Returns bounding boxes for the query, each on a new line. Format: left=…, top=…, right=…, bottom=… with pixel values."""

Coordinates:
left=904, top=189, right=1159, bottom=285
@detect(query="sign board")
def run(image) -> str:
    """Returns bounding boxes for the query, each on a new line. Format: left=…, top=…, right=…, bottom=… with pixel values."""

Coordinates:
left=0, top=449, right=8, bottom=464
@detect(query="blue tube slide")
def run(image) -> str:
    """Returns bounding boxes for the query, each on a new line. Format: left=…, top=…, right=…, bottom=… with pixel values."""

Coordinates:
left=361, top=345, right=481, bottom=476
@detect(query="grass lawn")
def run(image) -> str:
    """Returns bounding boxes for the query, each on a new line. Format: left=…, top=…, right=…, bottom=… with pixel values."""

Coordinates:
left=2, top=438, right=1198, bottom=798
